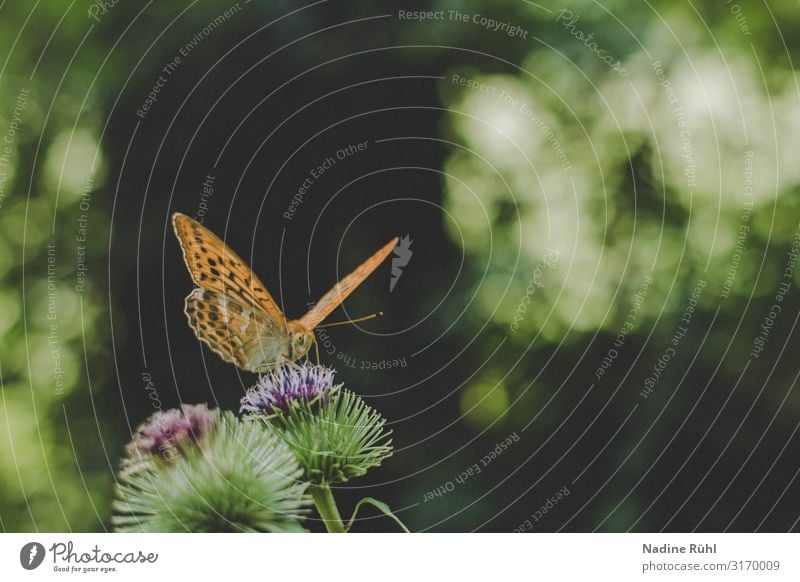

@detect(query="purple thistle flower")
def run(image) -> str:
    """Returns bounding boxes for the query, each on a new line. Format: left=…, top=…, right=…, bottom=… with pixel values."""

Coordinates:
left=240, top=364, right=337, bottom=416
left=127, top=404, right=217, bottom=461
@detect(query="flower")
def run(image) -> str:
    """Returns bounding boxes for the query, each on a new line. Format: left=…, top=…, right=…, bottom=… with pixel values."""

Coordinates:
left=256, top=389, right=393, bottom=484
left=240, top=363, right=337, bottom=416
left=114, top=412, right=310, bottom=532
left=126, top=403, right=217, bottom=461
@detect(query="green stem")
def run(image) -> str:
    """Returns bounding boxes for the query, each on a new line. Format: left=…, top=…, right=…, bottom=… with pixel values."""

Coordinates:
left=309, top=483, right=346, bottom=533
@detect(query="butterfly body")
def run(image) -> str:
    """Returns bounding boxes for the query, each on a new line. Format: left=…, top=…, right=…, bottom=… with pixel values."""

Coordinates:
left=172, top=213, right=396, bottom=373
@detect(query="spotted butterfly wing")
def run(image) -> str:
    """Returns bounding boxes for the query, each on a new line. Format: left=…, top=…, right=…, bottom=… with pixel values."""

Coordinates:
left=172, top=213, right=286, bottom=326
left=173, top=213, right=291, bottom=372
left=184, top=288, right=291, bottom=371
left=299, top=237, right=399, bottom=329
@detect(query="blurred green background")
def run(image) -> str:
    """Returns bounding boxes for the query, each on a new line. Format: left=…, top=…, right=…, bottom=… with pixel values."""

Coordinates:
left=2, top=0, right=800, bottom=532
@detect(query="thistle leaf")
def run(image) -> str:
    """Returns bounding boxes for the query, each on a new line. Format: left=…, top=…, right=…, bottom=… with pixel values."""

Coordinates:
left=346, top=497, right=410, bottom=533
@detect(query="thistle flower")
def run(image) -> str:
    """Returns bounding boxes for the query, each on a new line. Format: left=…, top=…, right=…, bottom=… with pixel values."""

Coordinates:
left=240, top=363, right=337, bottom=416
left=113, top=412, right=310, bottom=532
left=253, top=389, right=393, bottom=485
left=126, top=403, right=216, bottom=461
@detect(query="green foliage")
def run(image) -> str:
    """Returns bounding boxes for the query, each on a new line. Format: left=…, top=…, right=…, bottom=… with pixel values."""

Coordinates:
left=112, top=412, right=309, bottom=533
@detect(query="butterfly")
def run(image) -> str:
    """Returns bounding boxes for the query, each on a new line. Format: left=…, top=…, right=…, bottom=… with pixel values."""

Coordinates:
left=172, top=212, right=398, bottom=373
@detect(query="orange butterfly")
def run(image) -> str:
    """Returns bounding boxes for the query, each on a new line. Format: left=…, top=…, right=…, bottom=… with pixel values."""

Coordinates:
left=172, top=212, right=397, bottom=372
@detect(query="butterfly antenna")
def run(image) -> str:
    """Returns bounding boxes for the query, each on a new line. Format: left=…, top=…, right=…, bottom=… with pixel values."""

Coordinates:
left=322, top=312, right=384, bottom=327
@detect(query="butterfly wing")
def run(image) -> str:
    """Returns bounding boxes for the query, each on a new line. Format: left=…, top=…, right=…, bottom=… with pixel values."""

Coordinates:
left=185, top=288, right=291, bottom=372
left=298, top=237, right=398, bottom=329
left=172, top=213, right=287, bottom=330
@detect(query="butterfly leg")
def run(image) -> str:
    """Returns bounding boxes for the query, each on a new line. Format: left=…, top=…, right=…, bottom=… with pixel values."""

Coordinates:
left=284, top=358, right=302, bottom=370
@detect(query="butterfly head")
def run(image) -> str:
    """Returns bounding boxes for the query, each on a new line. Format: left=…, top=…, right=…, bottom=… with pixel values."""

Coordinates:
left=288, top=321, right=315, bottom=360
